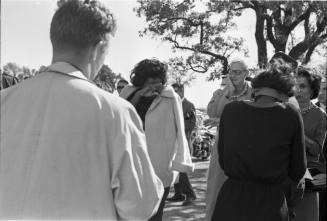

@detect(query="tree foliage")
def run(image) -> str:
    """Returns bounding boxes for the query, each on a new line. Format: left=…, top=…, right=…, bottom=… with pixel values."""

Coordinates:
left=236, top=1, right=327, bottom=66
left=2, top=62, right=37, bottom=80
left=136, top=0, right=327, bottom=79
left=167, top=56, right=196, bottom=86
left=93, top=64, right=122, bottom=93
left=135, top=0, right=248, bottom=79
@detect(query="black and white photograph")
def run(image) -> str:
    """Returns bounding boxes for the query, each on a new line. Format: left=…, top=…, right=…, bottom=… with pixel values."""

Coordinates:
left=1, top=0, right=326, bottom=220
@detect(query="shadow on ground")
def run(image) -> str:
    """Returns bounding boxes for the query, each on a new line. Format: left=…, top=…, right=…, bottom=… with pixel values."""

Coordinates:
left=163, top=160, right=209, bottom=221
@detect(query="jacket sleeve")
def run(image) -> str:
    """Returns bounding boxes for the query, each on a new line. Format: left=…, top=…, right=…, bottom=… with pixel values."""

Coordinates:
left=110, top=105, right=164, bottom=220
left=289, top=108, right=307, bottom=183
left=171, top=96, right=194, bottom=173
left=206, top=89, right=230, bottom=118
left=184, top=101, right=196, bottom=133
left=306, top=113, right=327, bottom=157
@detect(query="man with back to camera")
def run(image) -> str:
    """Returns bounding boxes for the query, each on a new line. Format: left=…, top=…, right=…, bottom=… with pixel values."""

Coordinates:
left=0, top=0, right=163, bottom=220
left=168, top=83, right=197, bottom=206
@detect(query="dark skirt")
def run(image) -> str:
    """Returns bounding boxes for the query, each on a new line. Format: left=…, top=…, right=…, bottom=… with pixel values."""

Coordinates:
left=211, top=178, right=289, bottom=221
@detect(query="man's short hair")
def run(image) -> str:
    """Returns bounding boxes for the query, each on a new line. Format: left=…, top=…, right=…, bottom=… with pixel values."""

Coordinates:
left=50, top=0, right=116, bottom=51
left=230, top=59, right=248, bottom=70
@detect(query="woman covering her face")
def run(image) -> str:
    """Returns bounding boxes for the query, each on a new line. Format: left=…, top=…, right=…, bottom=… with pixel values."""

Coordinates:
left=119, top=58, right=193, bottom=221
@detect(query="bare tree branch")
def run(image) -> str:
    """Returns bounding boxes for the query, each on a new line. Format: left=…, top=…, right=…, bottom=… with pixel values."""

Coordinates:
left=288, top=6, right=311, bottom=32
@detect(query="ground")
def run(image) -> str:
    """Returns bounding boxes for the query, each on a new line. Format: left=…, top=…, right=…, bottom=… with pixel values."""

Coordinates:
left=163, top=159, right=209, bottom=221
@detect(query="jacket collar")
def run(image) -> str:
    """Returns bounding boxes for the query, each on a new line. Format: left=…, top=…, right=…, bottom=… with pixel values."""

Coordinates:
left=120, top=85, right=176, bottom=99
left=43, top=62, right=89, bottom=81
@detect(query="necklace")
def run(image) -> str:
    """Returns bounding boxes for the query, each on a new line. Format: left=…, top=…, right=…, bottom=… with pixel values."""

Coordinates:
left=300, top=102, right=315, bottom=115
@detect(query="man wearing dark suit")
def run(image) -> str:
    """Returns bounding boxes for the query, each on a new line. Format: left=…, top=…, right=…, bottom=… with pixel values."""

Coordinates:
left=168, top=83, right=197, bottom=206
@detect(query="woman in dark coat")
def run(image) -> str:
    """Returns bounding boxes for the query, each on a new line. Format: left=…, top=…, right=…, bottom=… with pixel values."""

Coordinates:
left=211, top=69, right=307, bottom=221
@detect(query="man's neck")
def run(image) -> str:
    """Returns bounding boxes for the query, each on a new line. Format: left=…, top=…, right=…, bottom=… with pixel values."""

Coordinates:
left=233, top=82, right=246, bottom=95
left=52, top=53, right=91, bottom=79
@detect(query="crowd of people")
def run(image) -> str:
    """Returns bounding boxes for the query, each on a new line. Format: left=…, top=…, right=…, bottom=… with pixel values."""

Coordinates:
left=1, top=0, right=326, bottom=221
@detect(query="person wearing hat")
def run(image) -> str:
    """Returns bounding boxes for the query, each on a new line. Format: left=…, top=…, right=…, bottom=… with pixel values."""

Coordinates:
left=168, top=83, right=197, bottom=206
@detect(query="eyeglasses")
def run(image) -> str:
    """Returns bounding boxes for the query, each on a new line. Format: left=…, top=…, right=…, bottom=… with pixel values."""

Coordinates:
left=229, top=70, right=245, bottom=76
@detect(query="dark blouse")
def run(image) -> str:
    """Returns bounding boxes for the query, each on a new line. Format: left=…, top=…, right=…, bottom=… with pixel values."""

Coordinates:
left=212, top=101, right=307, bottom=221
left=218, top=101, right=306, bottom=184
left=127, top=90, right=156, bottom=128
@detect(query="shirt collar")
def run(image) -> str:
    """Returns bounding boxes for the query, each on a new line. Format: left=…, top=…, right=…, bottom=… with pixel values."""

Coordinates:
left=43, top=62, right=89, bottom=81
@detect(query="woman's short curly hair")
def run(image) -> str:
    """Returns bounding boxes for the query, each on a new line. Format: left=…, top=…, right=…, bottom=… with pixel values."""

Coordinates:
left=297, top=67, right=322, bottom=99
left=251, top=69, right=295, bottom=97
left=130, top=59, right=168, bottom=87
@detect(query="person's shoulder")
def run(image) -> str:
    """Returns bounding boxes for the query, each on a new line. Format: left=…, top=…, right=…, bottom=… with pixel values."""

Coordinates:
left=223, top=100, right=244, bottom=112
left=183, top=98, right=195, bottom=107
left=311, top=104, right=327, bottom=120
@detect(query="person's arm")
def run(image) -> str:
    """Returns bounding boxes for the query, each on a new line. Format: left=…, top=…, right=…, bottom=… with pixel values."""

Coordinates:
left=305, top=113, right=327, bottom=157
left=171, top=95, right=194, bottom=173
left=206, top=89, right=222, bottom=118
left=110, top=105, right=164, bottom=220
left=217, top=108, right=226, bottom=171
left=289, top=108, right=307, bottom=182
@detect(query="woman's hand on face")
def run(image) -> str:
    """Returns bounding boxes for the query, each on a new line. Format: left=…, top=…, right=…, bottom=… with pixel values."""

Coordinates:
left=136, top=83, right=163, bottom=97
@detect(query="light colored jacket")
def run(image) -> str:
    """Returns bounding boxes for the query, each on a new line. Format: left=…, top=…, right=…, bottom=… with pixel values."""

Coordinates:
left=120, top=85, right=194, bottom=187
left=0, top=62, right=163, bottom=220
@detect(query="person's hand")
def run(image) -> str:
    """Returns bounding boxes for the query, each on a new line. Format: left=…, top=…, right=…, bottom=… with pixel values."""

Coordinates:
left=203, top=118, right=220, bottom=128
left=222, top=76, right=235, bottom=98
left=135, top=83, right=163, bottom=97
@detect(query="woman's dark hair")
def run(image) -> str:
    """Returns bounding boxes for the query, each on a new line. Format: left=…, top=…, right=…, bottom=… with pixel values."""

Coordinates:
left=251, top=69, right=295, bottom=97
left=297, top=67, right=322, bottom=99
left=130, top=59, right=168, bottom=87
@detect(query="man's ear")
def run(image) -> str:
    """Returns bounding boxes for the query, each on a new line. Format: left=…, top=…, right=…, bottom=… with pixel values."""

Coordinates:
left=91, top=40, right=105, bottom=61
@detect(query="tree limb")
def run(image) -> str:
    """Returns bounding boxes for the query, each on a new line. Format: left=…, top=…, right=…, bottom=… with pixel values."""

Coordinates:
left=165, top=37, right=229, bottom=74
left=265, top=14, right=278, bottom=49
left=288, top=6, right=311, bottom=32
left=187, top=62, right=208, bottom=73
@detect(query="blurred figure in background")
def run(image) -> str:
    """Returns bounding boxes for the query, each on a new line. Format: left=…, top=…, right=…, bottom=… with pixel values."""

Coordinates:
left=116, top=78, right=129, bottom=94
left=168, top=83, right=197, bottom=206
left=0, top=70, right=19, bottom=90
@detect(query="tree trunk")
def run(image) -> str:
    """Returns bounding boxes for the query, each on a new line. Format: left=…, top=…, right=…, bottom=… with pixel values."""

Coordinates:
left=254, top=6, right=267, bottom=68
